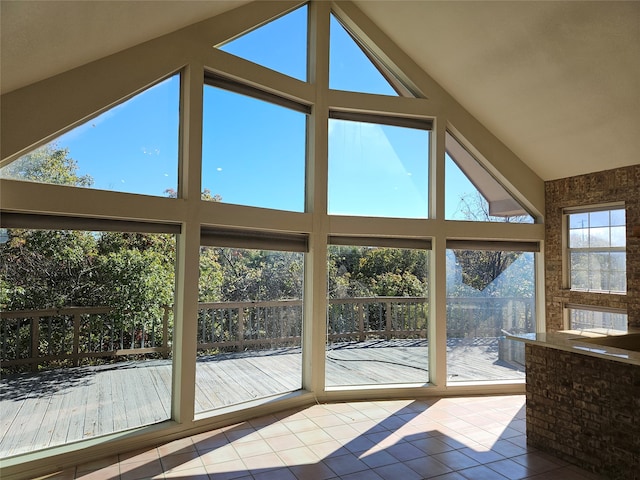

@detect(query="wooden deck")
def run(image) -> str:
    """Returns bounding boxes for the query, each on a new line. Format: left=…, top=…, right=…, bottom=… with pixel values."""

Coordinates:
left=0, top=339, right=524, bottom=458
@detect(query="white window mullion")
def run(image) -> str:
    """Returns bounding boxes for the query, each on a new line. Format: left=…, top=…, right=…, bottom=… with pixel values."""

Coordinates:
left=172, top=62, right=204, bottom=423
left=304, top=0, right=331, bottom=395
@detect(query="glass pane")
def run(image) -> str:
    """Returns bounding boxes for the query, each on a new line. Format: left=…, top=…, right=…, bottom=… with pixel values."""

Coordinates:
left=589, top=227, right=610, bottom=247
left=445, top=142, right=533, bottom=223
left=589, top=210, right=610, bottom=228
left=570, top=251, right=588, bottom=270
left=610, top=251, right=627, bottom=271
left=571, top=268, right=588, bottom=290
left=1, top=76, right=180, bottom=197
left=0, top=229, right=175, bottom=456
left=328, top=119, right=429, bottom=218
left=588, top=252, right=608, bottom=290
left=569, top=212, right=589, bottom=229
left=326, top=245, right=429, bottom=387
left=569, top=308, right=627, bottom=333
left=446, top=249, right=535, bottom=384
left=589, top=267, right=608, bottom=291
left=610, top=208, right=625, bottom=226
left=202, top=86, right=306, bottom=212
left=609, top=269, right=627, bottom=293
left=195, top=247, right=303, bottom=413
left=329, top=15, right=397, bottom=95
left=611, top=226, right=626, bottom=247
left=569, top=228, right=589, bottom=248
left=219, top=5, right=307, bottom=82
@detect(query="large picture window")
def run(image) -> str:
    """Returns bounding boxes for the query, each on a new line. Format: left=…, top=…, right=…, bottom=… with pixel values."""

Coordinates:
left=196, top=229, right=306, bottom=413
left=0, top=219, right=177, bottom=456
left=326, top=239, right=430, bottom=387
left=446, top=242, right=537, bottom=384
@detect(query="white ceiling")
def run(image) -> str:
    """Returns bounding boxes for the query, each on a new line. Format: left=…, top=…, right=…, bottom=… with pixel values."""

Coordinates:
left=2, top=0, right=639, bottom=181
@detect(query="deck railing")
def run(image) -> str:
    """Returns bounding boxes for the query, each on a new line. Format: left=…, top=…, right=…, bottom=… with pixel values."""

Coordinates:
left=327, top=297, right=428, bottom=342
left=1, top=296, right=533, bottom=371
left=0, top=306, right=172, bottom=371
left=446, top=296, right=535, bottom=338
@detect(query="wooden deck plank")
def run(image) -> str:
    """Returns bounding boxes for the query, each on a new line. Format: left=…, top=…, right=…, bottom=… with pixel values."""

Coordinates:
left=146, top=363, right=172, bottom=419
left=95, top=370, right=115, bottom=437
left=36, top=384, right=67, bottom=449
left=62, top=373, right=90, bottom=444
left=0, top=339, right=525, bottom=457
left=109, top=370, right=133, bottom=432
left=82, top=373, right=101, bottom=439
left=195, top=360, right=240, bottom=411
left=0, top=387, right=25, bottom=448
left=48, top=382, right=81, bottom=449
left=132, top=365, right=166, bottom=427
left=2, top=383, right=52, bottom=457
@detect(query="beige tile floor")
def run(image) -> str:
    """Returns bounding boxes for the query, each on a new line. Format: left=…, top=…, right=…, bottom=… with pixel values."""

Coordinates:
left=41, top=395, right=604, bottom=480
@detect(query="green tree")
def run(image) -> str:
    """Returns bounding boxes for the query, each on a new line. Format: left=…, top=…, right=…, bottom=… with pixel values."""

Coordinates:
left=199, top=247, right=224, bottom=302
left=0, top=229, right=99, bottom=309
left=328, top=246, right=428, bottom=298
left=0, top=147, right=176, bottom=319
left=215, top=248, right=303, bottom=302
left=0, top=144, right=93, bottom=187
left=93, top=243, right=174, bottom=325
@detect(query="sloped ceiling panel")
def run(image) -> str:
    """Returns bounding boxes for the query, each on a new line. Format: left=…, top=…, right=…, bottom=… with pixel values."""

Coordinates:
left=2, top=0, right=638, bottom=181
left=353, top=1, right=640, bottom=181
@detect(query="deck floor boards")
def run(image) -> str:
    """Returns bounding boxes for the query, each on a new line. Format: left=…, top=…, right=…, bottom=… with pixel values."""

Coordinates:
left=0, top=339, right=524, bottom=457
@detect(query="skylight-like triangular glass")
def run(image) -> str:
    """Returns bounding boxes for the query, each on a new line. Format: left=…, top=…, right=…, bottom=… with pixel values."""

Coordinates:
left=329, top=14, right=399, bottom=96
left=445, top=131, right=533, bottom=223
left=0, top=75, right=180, bottom=197
left=218, top=5, right=308, bottom=82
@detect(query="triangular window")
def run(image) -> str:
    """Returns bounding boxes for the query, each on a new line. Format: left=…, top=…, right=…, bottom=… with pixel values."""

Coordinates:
left=218, top=5, right=308, bottom=82
left=0, top=75, right=180, bottom=197
left=445, top=131, right=533, bottom=223
left=329, top=14, right=402, bottom=96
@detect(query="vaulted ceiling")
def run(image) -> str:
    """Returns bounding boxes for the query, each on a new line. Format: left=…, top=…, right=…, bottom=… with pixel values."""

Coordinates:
left=2, top=0, right=638, bottom=181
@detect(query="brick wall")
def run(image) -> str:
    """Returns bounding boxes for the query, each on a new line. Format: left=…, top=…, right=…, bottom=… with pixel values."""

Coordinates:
left=545, top=165, right=640, bottom=330
left=525, top=344, right=640, bottom=478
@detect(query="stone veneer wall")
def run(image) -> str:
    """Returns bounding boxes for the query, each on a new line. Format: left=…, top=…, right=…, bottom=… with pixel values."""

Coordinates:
left=525, top=344, right=640, bottom=479
left=545, top=165, right=640, bottom=331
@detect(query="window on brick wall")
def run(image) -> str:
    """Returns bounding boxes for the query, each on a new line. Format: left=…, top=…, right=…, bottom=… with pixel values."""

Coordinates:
left=566, top=206, right=626, bottom=293
left=566, top=305, right=627, bottom=333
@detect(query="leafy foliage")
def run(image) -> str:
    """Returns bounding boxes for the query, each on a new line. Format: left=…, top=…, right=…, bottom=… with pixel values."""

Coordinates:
left=452, top=249, right=521, bottom=292
left=328, top=245, right=428, bottom=298
left=211, top=248, right=303, bottom=302
left=0, top=144, right=93, bottom=187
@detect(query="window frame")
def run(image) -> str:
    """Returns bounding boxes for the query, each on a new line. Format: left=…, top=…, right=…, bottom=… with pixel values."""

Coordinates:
left=327, top=110, right=432, bottom=219
left=201, top=74, right=311, bottom=213
left=564, top=304, right=628, bottom=333
left=564, top=204, right=626, bottom=294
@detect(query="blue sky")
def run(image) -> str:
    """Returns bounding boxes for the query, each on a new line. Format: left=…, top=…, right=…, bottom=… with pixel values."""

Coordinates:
left=6, top=5, right=480, bottom=220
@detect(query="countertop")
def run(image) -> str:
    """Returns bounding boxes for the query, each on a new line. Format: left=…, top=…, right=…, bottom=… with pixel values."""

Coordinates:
left=507, top=328, right=640, bottom=366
